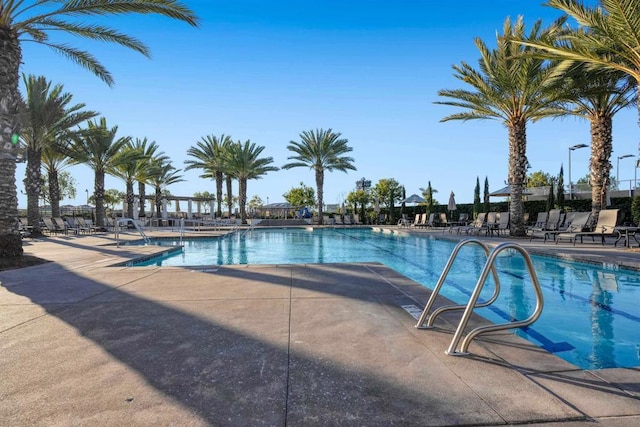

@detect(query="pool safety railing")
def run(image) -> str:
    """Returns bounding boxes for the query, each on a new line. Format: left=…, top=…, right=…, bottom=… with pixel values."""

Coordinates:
left=415, top=239, right=544, bottom=356
left=114, top=218, right=151, bottom=247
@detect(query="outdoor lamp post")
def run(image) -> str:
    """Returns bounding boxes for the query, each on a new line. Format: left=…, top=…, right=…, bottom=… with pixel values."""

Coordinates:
left=568, top=144, right=588, bottom=199
left=356, top=177, right=371, bottom=191
left=616, top=154, right=634, bottom=184
left=635, top=159, right=640, bottom=195
left=85, top=189, right=88, bottom=205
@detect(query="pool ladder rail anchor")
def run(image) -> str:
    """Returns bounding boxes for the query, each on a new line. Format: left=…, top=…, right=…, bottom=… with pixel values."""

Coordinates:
left=415, top=239, right=544, bottom=356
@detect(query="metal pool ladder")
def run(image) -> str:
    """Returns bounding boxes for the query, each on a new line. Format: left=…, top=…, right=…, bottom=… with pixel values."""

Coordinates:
left=415, top=239, right=544, bottom=356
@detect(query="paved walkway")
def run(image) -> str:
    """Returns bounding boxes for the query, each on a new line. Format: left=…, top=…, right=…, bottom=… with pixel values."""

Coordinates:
left=1, top=228, right=640, bottom=426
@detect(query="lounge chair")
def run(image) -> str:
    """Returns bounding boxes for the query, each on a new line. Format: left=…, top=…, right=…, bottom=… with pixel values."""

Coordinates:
left=551, top=212, right=592, bottom=244
left=437, top=213, right=449, bottom=229
left=555, top=209, right=620, bottom=246
left=495, top=212, right=510, bottom=236
left=352, top=214, right=362, bottom=225
left=18, top=217, right=32, bottom=238
left=424, top=213, right=437, bottom=228
left=456, top=213, right=486, bottom=235
left=42, top=217, right=65, bottom=235
left=343, top=215, right=353, bottom=226
left=333, top=215, right=344, bottom=226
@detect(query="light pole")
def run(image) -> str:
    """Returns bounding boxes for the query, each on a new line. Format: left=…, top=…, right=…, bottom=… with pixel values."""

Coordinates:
left=568, top=144, right=588, bottom=199
left=635, top=159, right=640, bottom=195
left=85, top=189, right=89, bottom=205
left=616, top=154, right=634, bottom=185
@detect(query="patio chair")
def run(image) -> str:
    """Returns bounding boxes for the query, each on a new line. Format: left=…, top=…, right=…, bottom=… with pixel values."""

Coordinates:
left=457, top=213, right=486, bottom=235
left=333, top=215, right=344, bottom=226
left=551, top=212, right=592, bottom=244
left=437, top=213, right=449, bottom=229
left=18, top=217, right=32, bottom=238
left=424, top=213, right=437, bottom=228
left=343, top=215, right=353, bottom=226
left=352, top=214, right=362, bottom=225
left=495, top=212, right=510, bottom=236
left=555, top=209, right=620, bottom=246
left=42, top=217, right=65, bottom=235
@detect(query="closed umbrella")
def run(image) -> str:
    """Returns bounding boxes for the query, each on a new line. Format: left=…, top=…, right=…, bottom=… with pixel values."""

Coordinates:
left=447, top=191, right=457, bottom=211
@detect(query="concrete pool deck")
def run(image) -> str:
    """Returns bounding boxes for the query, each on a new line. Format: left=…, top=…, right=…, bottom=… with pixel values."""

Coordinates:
left=1, top=227, right=640, bottom=426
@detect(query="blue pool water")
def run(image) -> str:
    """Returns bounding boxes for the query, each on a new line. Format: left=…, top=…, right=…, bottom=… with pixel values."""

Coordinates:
left=133, top=227, right=640, bottom=369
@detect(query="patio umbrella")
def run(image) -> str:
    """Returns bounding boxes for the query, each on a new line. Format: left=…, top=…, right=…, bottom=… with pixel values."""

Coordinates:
left=447, top=191, right=457, bottom=211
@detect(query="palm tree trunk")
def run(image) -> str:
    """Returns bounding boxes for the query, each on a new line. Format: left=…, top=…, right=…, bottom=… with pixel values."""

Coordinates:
left=126, top=180, right=134, bottom=219
left=508, top=119, right=528, bottom=237
left=94, top=172, right=106, bottom=227
left=216, top=171, right=223, bottom=218
left=589, top=113, right=613, bottom=213
left=0, top=27, right=23, bottom=256
left=316, top=169, right=324, bottom=224
left=155, top=186, right=162, bottom=218
left=49, top=168, right=61, bottom=219
left=138, top=181, right=146, bottom=218
left=26, top=146, right=43, bottom=234
left=226, top=175, right=233, bottom=217
left=239, top=178, right=247, bottom=224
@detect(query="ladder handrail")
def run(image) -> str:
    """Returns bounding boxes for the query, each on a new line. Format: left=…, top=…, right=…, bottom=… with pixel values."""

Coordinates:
left=445, top=242, right=544, bottom=355
left=115, top=218, right=151, bottom=245
left=415, top=239, right=501, bottom=329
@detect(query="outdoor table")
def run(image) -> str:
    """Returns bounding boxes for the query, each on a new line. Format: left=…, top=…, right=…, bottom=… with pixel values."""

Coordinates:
left=614, top=226, right=639, bottom=248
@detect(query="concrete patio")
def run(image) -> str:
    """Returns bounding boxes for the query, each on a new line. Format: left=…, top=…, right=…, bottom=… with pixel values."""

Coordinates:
left=1, top=229, right=639, bottom=426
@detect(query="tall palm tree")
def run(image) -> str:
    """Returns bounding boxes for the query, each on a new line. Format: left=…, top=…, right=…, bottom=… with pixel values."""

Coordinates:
left=131, top=138, right=166, bottom=219
left=147, top=160, right=185, bottom=219
left=283, top=128, right=356, bottom=224
left=21, top=74, right=96, bottom=234
left=63, top=118, right=131, bottom=227
left=436, top=16, right=566, bottom=237
left=185, top=134, right=232, bottom=218
left=224, top=140, right=279, bottom=223
left=525, top=0, right=640, bottom=125
left=0, top=1, right=197, bottom=256
left=555, top=66, right=635, bottom=212
left=42, top=145, right=74, bottom=219
left=108, top=142, right=145, bottom=219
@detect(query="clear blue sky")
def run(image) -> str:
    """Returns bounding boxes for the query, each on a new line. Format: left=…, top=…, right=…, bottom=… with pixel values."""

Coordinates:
left=16, top=0, right=638, bottom=209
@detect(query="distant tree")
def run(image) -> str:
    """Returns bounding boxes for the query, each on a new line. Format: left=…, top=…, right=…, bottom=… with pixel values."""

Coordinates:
left=576, top=174, right=618, bottom=192
left=473, top=177, right=481, bottom=218
left=282, top=128, right=356, bottom=224
left=546, top=180, right=555, bottom=212
left=248, top=195, right=264, bottom=215
left=632, top=195, right=640, bottom=225
left=483, top=176, right=490, bottom=213
left=283, top=182, right=316, bottom=207
left=346, top=189, right=370, bottom=221
left=374, top=178, right=403, bottom=222
left=527, top=170, right=554, bottom=187
left=556, top=165, right=565, bottom=209
left=419, top=183, right=438, bottom=206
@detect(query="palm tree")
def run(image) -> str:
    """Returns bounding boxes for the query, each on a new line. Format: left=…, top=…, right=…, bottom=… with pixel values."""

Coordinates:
left=147, top=160, right=185, bottom=219
left=223, top=140, right=279, bottom=223
left=63, top=118, right=131, bottom=227
left=108, top=143, right=145, bottom=219
left=554, top=66, right=635, bottom=212
left=42, top=146, right=75, bottom=219
left=436, top=16, right=566, bottom=237
left=0, top=1, right=197, bottom=256
left=21, top=75, right=95, bottom=234
left=282, top=129, right=356, bottom=224
left=185, top=135, right=232, bottom=218
left=525, top=0, right=640, bottom=125
left=131, top=138, right=167, bottom=219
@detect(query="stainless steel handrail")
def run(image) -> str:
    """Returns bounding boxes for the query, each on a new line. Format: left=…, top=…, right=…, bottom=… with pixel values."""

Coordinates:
left=415, top=239, right=501, bottom=329
left=115, top=218, right=151, bottom=246
left=445, top=242, right=544, bottom=356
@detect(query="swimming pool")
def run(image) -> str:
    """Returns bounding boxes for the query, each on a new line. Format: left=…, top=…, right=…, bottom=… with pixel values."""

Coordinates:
left=132, top=227, right=640, bottom=370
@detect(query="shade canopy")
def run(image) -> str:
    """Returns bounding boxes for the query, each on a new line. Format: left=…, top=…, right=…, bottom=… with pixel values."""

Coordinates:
left=489, top=185, right=533, bottom=197
left=401, top=194, right=425, bottom=204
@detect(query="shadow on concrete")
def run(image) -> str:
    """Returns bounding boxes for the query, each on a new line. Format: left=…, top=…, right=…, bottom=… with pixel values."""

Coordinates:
left=1, top=263, right=503, bottom=426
